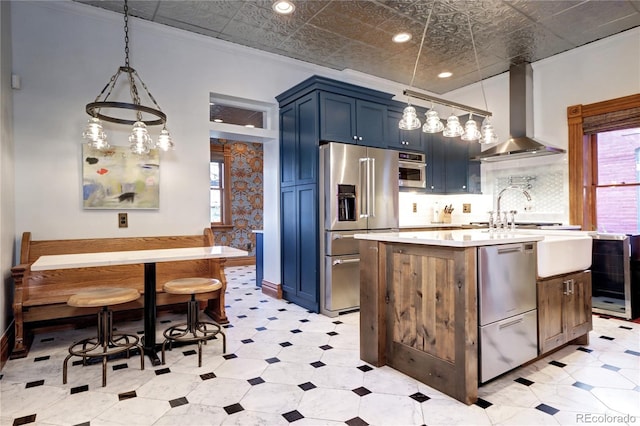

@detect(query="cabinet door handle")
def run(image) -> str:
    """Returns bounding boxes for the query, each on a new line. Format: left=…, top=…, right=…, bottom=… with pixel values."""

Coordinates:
left=563, top=279, right=575, bottom=295
left=358, top=136, right=363, bottom=141
left=353, top=135, right=358, bottom=140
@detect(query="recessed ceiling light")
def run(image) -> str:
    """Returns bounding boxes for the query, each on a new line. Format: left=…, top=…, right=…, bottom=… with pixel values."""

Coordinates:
left=438, top=71, right=453, bottom=78
left=214, top=119, right=223, bottom=123
left=392, top=32, right=412, bottom=43
left=272, top=0, right=295, bottom=15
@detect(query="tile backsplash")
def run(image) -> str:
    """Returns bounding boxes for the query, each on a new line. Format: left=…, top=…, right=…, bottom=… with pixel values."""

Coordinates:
left=399, top=160, right=568, bottom=227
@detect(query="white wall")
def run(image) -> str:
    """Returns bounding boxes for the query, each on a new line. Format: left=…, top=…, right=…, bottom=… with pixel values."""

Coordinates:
left=7, top=1, right=640, bottom=336
left=1, top=1, right=16, bottom=347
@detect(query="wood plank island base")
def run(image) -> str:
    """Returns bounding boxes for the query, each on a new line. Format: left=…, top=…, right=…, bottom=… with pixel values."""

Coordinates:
left=355, top=230, right=544, bottom=405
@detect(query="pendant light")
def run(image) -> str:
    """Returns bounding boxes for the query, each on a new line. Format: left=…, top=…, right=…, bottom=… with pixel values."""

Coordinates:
left=461, top=113, right=481, bottom=141
left=399, top=3, right=435, bottom=131
left=443, top=112, right=464, bottom=137
left=422, top=103, right=444, bottom=133
left=82, top=0, right=174, bottom=154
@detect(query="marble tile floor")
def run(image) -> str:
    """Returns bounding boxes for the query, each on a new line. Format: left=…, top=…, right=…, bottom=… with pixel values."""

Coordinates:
left=1, top=265, right=638, bottom=426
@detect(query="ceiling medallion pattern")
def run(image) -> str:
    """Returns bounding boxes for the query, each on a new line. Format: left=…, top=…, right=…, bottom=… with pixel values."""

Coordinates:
left=77, top=0, right=640, bottom=94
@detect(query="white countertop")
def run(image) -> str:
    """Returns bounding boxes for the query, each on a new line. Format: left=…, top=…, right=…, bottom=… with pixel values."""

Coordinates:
left=354, top=229, right=544, bottom=247
left=31, top=246, right=249, bottom=271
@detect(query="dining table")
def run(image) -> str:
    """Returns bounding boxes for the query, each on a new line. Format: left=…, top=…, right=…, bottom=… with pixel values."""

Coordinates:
left=30, top=245, right=248, bottom=365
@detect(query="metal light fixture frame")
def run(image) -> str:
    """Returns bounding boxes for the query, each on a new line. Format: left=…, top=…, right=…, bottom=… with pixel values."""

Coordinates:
left=86, top=0, right=168, bottom=133
left=400, top=8, right=496, bottom=142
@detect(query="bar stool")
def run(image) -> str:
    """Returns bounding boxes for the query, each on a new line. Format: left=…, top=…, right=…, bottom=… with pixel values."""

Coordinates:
left=63, top=287, right=144, bottom=387
left=161, top=277, right=226, bottom=366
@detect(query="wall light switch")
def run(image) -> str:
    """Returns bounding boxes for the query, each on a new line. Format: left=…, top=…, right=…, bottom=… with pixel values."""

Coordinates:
left=118, top=212, right=128, bottom=228
left=462, top=203, right=471, bottom=213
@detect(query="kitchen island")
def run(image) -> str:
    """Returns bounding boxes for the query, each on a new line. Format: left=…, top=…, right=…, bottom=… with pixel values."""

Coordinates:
left=355, top=229, right=544, bottom=405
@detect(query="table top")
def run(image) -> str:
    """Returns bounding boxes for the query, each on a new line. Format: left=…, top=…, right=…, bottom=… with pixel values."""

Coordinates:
left=31, top=246, right=248, bottom=271
left=354, top=229, right=544, bottom=248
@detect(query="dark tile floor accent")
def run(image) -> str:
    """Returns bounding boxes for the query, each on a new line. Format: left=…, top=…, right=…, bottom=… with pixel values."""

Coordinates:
left=352, top=386, right=372, bottom=396
left=282, top=410, right=304, bottom=422
left=577, top=347, right=593, bottom=353
left=223, top=354, right=237, bottom=360
left=265, top=357, right=280, bottom=364
left=25, top=380, right=44, bottom=388
left=70, top=385, right=89, bottom=394
left=248, top=377, right=265, bottom=386
left=112, top=363, right=128, bottom=370
left=625, top=349, right=640, bottom=356
left=319, top=344, right=333, bottom=350
left=602, top=364, right=620, bottom=372
left=357, top=365, right=373, bottom=372
left=13, top=414, right=36, bottom=425
left=279, top=341, right=292, bottom=347
left=34, top=356, right=50, bottom=362
left=346, top=416, right=369, bottom=426
left=409, top=392, right=430, bottom=402
left=200, top=372, right=216, bottom=380
left=572, top=381, right=594, bottom=391
left=310, top=361, right=325, bottom=368
left=475, top=398, right=493, bottom=409
left=549, top=360, right=566, bottom=368
left=536, top=403, right=559, bottom=416
left=155, top=368, right=171, bottom=375
left=169, top=396, right=189, bottom=408
left=298, top=382, right=316, bottom=391
left=223, top=403, right=244, bottom=415
left=515, top=377, right=534, bottom=386
left=118, top=390, right=137, bottom=401
left=599, top=335, right=615, bottom=340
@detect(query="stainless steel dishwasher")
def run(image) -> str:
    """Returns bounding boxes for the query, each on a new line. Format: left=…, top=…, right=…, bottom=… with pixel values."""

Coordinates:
left=478, top=242, right=538, bottom=383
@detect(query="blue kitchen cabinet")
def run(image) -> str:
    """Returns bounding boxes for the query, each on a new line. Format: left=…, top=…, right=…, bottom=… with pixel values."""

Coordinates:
left=280, top=184, right=319, bottom=311
left=468, top=142, right=482, bottom=194
left=386, top=108, right=425, bottom=152
left=280, top=92, right=318, bottom=188
left=426, top=133, right=446, bottom=193
left=276, top=76, right=396, bottom=312
left=425, top=127, right=481, bottom=194
left=445, top=137, right=470, bottom=193
left=319, top=92, right=388, bottom=148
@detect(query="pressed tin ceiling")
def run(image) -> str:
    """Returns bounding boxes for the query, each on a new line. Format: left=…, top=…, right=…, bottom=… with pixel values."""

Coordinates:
left=76, top=0, right=640, bottom=94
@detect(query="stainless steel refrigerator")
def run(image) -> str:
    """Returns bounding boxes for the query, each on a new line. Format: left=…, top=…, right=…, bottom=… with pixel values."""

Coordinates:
left=319, top=142, right=398, bottom=317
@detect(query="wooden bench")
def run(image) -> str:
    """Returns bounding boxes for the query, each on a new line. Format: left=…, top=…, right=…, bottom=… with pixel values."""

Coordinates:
left=10, top=228, right=229, bottom=359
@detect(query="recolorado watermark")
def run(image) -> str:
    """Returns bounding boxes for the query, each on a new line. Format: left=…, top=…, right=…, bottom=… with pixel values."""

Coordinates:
left=576, top=413, right=637, bottom=424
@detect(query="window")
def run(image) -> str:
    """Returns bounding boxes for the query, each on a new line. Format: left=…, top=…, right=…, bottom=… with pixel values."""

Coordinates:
left=593, top=129, right=640, bottom=233
left=568, top=94, right=640, bottom=230
left=210, top=142, right=232, bottom=227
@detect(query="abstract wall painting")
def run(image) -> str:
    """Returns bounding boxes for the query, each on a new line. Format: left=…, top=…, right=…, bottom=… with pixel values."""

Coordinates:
left=82, top=145, right=160, bottom=209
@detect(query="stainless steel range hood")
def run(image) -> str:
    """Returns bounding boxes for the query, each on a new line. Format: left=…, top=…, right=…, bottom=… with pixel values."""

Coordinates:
left=473, top=63, right=566, bottom=162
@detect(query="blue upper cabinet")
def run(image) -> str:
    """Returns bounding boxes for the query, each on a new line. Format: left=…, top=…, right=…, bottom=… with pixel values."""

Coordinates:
left=279, top=92, right=318, bottom=188
left=319, top=92, right=387, bottom=147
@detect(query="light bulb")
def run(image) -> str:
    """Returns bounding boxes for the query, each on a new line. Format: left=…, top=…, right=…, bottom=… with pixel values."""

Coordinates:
left=443, top=114, right=463, bottom=137
left=129, top=121, right=152, bottom=154
left=82, top=117, right=109, bottom=149
left=422, top=109, right=444, bottom=133
left=157, top=126, right=174, bottom=151
left=461, top=114, right=481, bottom=141
left=480, top=117, right=498, bottom=144
left=399, top=105, right=421, bottom=130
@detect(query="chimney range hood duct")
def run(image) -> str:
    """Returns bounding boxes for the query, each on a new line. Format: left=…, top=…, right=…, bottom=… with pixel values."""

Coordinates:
left=473, top=63, right=566, bottom=162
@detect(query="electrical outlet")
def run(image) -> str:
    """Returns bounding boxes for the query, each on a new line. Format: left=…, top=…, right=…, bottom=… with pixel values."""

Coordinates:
left=118, top=212, right=128, bottom=228
left=462, top=203, right=471, bottom=213
left=412, top=202, right=417, bottom=213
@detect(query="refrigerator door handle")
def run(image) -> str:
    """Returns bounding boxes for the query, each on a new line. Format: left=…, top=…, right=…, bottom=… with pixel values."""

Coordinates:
left=359, top=158, right=369, bottom=218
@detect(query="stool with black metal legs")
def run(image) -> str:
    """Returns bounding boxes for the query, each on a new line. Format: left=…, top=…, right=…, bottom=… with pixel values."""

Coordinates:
left=63, top=287, right=144, bottom=387
left=161, top=278, right=226, bottom=366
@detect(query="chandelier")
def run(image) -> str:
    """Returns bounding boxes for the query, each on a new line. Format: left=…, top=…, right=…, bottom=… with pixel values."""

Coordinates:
left=82, top=0, right=174, bottom=154
left=399, top=7, right=497, bottom=144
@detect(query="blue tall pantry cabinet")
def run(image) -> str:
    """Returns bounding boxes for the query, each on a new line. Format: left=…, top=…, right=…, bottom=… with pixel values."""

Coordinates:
left=276, top=76, right=396, bottom=312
